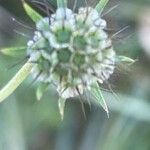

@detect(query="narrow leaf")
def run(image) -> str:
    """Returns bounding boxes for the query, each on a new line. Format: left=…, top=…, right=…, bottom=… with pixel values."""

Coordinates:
left=0, top=46, right=26, bottom=57
left=58, top=97, right=66, bottom=120
left=57, top=0, right=67, bottom=8
left=90, top=82, right=109, bottom=117
left=36, top=82, right=49, bottom=100
left=22, top=0, right=42, bottom=22
left=116, top=55, right=136, bottom=65
left=0, top=61, right=33, bottom=103
left=95, top=0, right=109, bottom=14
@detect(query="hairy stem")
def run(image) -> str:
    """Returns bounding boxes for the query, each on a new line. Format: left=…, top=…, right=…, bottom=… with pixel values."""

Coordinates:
left=0, top=61, right=33, bottom=103
left=95, top=0, right=109, bottom=14
left=57, top=0, right=67, bottom=8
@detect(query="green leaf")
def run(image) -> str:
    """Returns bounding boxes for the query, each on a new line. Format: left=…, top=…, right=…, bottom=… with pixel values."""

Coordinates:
left=0, top=46, right=26, bottom=57
left=57, top=0, right=67, bottom=8
left=0, top=61, right=33, bottom=103
left=58, top=97, right=66, bottom=120
left=36, top=82, right=49, bottom=100
left=115, top=55, right=136, bottom=65
left=90, top=82, right=109, bottom=117
left=95, top=0, right=109, bottom=14
left=22, top=0, right=42, bottom=22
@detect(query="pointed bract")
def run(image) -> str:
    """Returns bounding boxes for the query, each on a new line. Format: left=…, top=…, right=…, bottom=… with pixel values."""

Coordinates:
left=90, top=82, right=109, bottom=117
left=57, top=0, right=67, bottom=8
left=0, top=46, right=26, bottom=57
left=116, top=55, right=136, bottom=65
left=36, top=82, right=49, bottom=100
left=22, top=1, right=42, bottom=22
left=95, top=0, right=110, bottom=14
left=58, top=97, right=66, bottom=120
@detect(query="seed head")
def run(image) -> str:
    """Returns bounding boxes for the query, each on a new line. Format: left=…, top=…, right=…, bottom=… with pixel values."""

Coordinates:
left=27, top=7, right=115, bottom=99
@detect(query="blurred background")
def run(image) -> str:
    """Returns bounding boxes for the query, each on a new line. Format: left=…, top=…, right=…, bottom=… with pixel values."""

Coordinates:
left=0, top=0, right=150, bottom=150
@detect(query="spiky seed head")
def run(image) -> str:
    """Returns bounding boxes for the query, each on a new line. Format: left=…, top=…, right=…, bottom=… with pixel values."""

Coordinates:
left=27, top=7, right=116, bottom=99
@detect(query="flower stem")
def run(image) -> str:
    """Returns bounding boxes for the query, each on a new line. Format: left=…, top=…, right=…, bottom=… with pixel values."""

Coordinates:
left=57, top=0, right=67, bottom=8
left=95, top=0, right=109, bottom=14
left=0, top=61, right=33, bottom=103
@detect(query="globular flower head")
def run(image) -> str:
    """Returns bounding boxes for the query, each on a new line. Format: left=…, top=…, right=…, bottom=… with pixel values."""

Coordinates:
left=0, top=1, right=135, bottom=119
left=27, top=7, right=116, bottom=99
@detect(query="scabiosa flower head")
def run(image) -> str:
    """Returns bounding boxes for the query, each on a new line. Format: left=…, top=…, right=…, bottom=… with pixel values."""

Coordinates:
left=0, top=0, right=135, bottom=118
left=27, top=6, right=116, bottom=99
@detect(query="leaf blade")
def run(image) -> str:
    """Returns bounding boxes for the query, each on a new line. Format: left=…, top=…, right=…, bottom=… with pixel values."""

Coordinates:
left=95, top=0, right=109, bottom=14
left=0, top=61, right=33, bottom=103
left=57, top=0, right=67, bottom=8
left=0, top=46, right=26, bottom=57
left=115, top=55, right=136, bottom=65
left=22, top=1, right=42, bottom=22
left=90, top=82, right=109, bottom=117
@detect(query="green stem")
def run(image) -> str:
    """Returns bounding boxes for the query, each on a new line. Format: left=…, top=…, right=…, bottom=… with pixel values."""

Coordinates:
left=57, top=0, right=67, bottom=8
left=95, top=0, right=109, bottom=14
left=0, top=61, right=33, bottom=103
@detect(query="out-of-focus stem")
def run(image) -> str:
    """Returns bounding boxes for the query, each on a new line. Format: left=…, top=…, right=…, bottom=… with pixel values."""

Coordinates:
left=0, top=61, right=33, bottom=103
